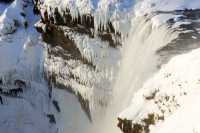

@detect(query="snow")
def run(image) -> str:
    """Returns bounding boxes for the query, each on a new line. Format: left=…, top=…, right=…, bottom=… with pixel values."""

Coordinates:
left=53, top=88, right=91, bottom=133
left=0, top=1, right=93, bottom=133
left=120, top=47, right=200, bottom=133
left=0, top=1, right=55, bottom=133
left=0, top=0, right=27, bottom=35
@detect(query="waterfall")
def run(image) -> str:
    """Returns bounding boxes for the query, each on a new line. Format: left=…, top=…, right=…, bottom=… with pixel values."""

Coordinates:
left=89, top=15, right=178, bottom=133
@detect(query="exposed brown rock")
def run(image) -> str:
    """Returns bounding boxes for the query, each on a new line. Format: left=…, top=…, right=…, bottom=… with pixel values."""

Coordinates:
left=144, top=89, right=159, bottom=100
left=117, top=113, right=165, bottom=133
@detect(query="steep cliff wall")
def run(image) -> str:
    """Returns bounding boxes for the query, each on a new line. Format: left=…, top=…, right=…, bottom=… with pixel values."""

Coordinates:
left=33, top=0, right=135, bottom=121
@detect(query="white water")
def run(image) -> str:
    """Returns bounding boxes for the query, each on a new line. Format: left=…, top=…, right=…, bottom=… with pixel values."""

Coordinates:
left=89, top=16, right=178, bottom=133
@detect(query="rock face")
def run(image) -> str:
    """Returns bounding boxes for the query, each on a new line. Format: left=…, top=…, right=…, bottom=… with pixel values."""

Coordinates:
left=34, top=0, right=123, bottom=120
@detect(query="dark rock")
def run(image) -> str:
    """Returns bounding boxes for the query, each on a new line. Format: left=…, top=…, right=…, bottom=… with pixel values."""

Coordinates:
left=24, top=21, right=28, bottom=28
left=117, top=113, right=164, bottom=133
left=0, top=0, right=14, bottom=3
left=52, top=100, right=61, bottom=113
left=0, top=96, right=3, bottom=104
left=46, top=114, right=56, bottom=124
left=20, top=12, right=26, bottom=17
left=9, top=88, right=23, bottom=96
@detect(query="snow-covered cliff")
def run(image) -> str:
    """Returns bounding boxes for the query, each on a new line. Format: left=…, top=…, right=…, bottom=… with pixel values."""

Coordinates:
left=34, top=0, right=136, bottom=120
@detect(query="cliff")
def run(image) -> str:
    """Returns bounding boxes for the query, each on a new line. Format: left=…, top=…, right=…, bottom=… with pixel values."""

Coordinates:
left=1, top=0, right=200, bottom=133
left=33, top=0, right=135, bottom=120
